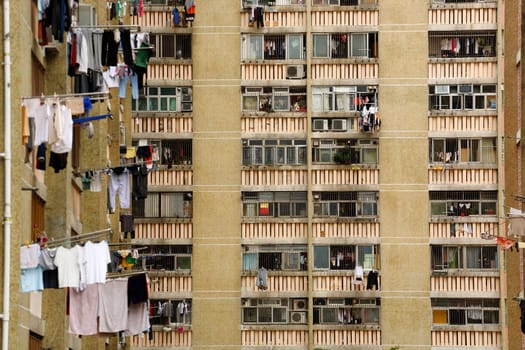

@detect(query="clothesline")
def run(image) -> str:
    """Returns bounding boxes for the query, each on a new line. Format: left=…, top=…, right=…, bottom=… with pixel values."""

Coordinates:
left=21, top=91, right=110, bottom=101
left=72, top=24, right=141, bottom=30
left=41, top=228, right=112, bottom=248
left=76, top=159, right=159, bottom=175
left=106, top=270, right=147, bottom=280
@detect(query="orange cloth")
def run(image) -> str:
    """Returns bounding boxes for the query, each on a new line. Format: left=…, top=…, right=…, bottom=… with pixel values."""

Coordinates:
left=22, top=104, right=30, bottom=145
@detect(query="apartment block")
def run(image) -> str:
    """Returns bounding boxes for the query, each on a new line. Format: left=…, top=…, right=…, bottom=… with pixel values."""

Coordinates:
left=122, top=0, right=506, bottom=349
left=0, top=0, right=512, bottom=350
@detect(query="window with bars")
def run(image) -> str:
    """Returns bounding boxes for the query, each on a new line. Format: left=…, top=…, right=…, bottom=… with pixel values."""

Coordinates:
left=132, top=87, right=192, bottom=113
left=432, top=298, right=499, bottom=326
left=150, top=299, right=192, bottom=325
left=241, top=34, right=306, bottom=60
left=429, top=84, right=497, bottom=111
left=313, top=191, right=378, bottom=218
left=432, top=0, right=497, bottom=4
left=133, top=192, right=192, bottom=218
left=313, top=298, right=380, bottom=325
left=429, top=137, right=497, bottom=164
left=312, top=139, right=378, bottom=164
left=242, top=191, right=307, bottom=217
left=150, top=33, right=192, bottom=59
left=138, top=139, right=192, bottom=166
left=242, top=245, right=308, bottom=271
left=242, top=139, right=307, bottom=166
left=429, top=191, right=498, bottom=217
left=313, top=32, right=378, bottom=58
left=429, top=31, right=496, bottom=59
left=431, top=245, right=498, bottom=271
left=312, top=86, right=378, bottom=112
left=135, top=245, right=192, bottom=271
left=242, top=86, right=307, bottom=112
left=313, top=244, right=379, bottom=270
left=312, top=0, right=378, bottom=6
left=242, top=298, right=307, bottom=325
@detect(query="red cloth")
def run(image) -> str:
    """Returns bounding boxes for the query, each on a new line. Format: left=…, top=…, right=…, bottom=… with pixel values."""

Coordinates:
left=496, top=236, right=516, bottom=250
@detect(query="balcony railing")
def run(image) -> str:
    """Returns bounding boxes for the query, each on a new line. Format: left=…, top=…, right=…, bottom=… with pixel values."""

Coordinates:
left=313, top=222, right=380, bottom=239
left=431, top=330, right=500, bottom=348
left=428, top=61, right=497, bottom=80
left=428, top=168, right=497, bottom=186
left=428, top=114, right=497, bottom=132
left=242, top=169, right=307, bottom=186
left=132, top=115, right=193, bottom=134
left=242, top=275, right=308, bottom=293
left=313, top=274, right=379, bottom=292
left=431, top=275, right=499, bottom=293
left=148, top=62, right=193, bottom=81
left=312, top=168, right=379, bottom=186
left=311, top=62, right=379, bottom=80
left=241, top=330, right=308, bottom=347
left=241, top=115, right=307, bottom=133
left=149, top=274, right=192, bottom=295
left=430, top=222, right=498, bottom=239
left=134, top=222, right=193, bottom=240
left=131, top=327, right=191, bottom=348
left=311, top=9, right=378, bottom=27
left=313, top=329, right=381, bottom=347
left=241, top=10, right=307, bottom=28
left=242, top=222, right=308, bottom=240
left=148, top=168, right=193, bottom=186
left=428, top=6, right=498, bottom=26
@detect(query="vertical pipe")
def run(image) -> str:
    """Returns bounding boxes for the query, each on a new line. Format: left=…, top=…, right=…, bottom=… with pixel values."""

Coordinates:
left=1, top=1, right=11, bottom=350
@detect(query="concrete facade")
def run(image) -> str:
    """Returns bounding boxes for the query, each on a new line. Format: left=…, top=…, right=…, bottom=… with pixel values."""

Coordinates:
left=0, top=0, right=517, bottom=350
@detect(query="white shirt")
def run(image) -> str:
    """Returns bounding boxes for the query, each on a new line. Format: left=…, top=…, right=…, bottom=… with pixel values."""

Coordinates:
left=84, top=240, right=111, bottom=285
left=54, top=245, right=83, bottom=288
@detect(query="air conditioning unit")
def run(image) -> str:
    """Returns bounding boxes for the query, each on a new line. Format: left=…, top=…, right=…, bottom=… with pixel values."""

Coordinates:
left=287, top=65, right=305, bottom=79
left=290, top=311, right=307, bottom=324
left=313, top=119, right=328, bottom=131
left=293, top=299, right=307, bottom=310
left=435, top=85, right=450, bottom=94
left=332, top=119, right=347, bottom=131
left=182, top=94, right=192, bottom=102
left=181, top=102, right=192, bottom=112
left=327, top=298, right=345, bottom=306
left=459, top=84, right=473, bottom=93
left=242, top=0, right=257, bottom=8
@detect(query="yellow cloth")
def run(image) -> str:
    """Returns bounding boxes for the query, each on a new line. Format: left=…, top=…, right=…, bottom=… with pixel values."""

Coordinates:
left=125, top=147, right=136, bottom=159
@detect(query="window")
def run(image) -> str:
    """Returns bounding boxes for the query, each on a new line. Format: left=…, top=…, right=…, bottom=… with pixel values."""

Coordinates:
left=429, top=138, right=497, bottom=164
left=242, top=139, right=306, bottom=165
left=429, top=84, right=497, bottom=111
left=242, top=34, right=306, bottom=60
left=242, top=298, right=307, bottom=325
left=133, top=192, right=192, bottom=218
left=242, top=191, right=307, bottom=218
left=243, top=0, right=306, bottom=6
left=242, top=86, right=307, bottom=112
left=313, top=244, right=379, bottom=270
left=429, top=31, right=497, bottom=59
left=31, top=193, right=45, bottom=243
left=312, top=86, right=377, bottom=112
left=431, top=245, right=498, bottom=271
left=133, top=139, right=192, bottom=165
left=133, top=87, right=192, bottom=113
left=312, top=33, right=378, bottom=59
left=432, top=298, right=499, bottom=326
left=313, top=298, right=380, bottom=325
left=313, top=192, right=378, bottom=218
left=150, top=33, right=192, bottom=59
left=136, top=245, right=192, bottom=271
left=312, top=139, right=378, bottom=164
left=243, top=246, right=307, bottom=271
left=150, top=299, right=192, bottom=325
left=430, top=191, right=498, bottom=217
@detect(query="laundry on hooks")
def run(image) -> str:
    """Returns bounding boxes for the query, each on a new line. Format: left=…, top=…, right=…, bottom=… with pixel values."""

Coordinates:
left=41, top=228, right=113, bottom=249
